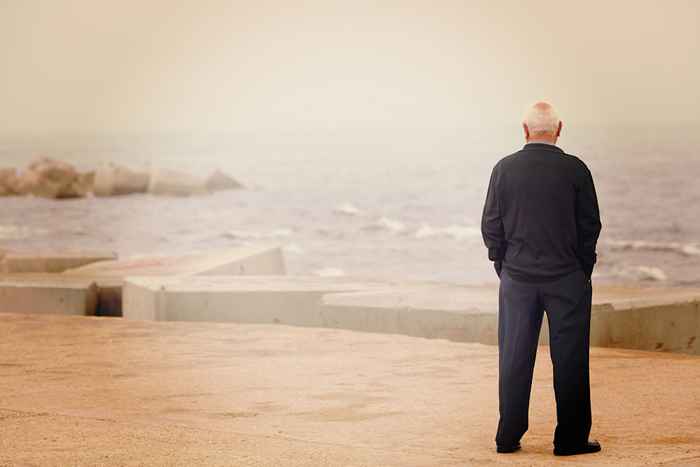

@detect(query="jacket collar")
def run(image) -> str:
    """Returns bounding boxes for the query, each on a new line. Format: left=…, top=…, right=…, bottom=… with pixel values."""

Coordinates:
left=522, top=142, right=564, bottom=153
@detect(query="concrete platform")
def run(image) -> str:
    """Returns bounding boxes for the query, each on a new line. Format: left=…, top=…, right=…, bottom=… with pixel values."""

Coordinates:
left=0, top=313, right=698, bottom=466
left=63, top=245, right=286, bottom=277
left=122, top=276, right=700, bottom=355
left=0, top=276, right=98, bottom=315
left=0, top=250, right=117, bottom=273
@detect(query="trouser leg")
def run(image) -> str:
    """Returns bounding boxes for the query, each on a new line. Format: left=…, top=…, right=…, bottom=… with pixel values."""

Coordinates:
left=542, top=270, right=592, bottom=449
left=495, top=270, right=544, bottom=447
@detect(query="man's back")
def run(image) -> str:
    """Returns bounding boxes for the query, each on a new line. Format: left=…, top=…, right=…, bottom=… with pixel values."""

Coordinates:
left=481, top=142, right=601, bottom=282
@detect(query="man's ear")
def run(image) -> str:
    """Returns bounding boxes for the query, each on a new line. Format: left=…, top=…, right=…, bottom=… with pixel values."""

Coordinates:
left=523, top=123, right=530, bottom=140
left=556, top=121, right=563, bottom=137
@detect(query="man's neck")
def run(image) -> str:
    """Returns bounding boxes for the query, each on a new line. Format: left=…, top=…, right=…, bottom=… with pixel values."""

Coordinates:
left=526, top=139, right=558, bottom=146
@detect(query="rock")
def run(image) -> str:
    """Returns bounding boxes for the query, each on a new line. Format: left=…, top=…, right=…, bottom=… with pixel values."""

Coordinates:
left=18, top=157, right=86, bottom=199
left=0, top=168, right=19, bottom=196
left=148, top=168, right=207, bottom=196
left=77, top=170, right=95, bottom=193
left=93, top=163, right=150, bottom=197
left=205, top=169, right=244, bottom=192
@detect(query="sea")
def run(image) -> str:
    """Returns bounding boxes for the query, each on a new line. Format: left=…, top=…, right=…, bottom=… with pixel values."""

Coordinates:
left=1, top=125, right=699, bottom=286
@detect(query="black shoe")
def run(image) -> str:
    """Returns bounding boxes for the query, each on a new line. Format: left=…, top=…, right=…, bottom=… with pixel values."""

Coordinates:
left=496, top=442, right=521, bottom=453
left=554, top=440, right=601, bottom=456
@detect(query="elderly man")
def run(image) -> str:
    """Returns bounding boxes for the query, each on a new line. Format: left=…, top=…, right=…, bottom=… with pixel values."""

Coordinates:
left=481, top=102, right=602, bottom=456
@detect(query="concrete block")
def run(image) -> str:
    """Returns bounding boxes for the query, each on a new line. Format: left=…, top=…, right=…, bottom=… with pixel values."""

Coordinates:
left=64, top=245, right=285, bottom=277
left=148, top=168, right=207, bottom=196
left=93, top=163, right=150, bottom=196
left=0, top=276, right=98, bottom=315
left=1, top=251, right=117, bottom=273
left=122, top=276, right=391, bottom=322
left=206, top=169, right=244, bottom=192
left=323, top=284, right=700, bottom=355
left=590, top=289, right=700, bottom=355
left=320, top=284, right=500, bottom=343
left=63, top=246, right=286, bottom=317
left=121, top=271, right=700, bottom=355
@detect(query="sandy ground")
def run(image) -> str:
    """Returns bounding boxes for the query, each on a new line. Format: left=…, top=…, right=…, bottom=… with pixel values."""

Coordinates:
left=0, top=314, right=699, bottom=466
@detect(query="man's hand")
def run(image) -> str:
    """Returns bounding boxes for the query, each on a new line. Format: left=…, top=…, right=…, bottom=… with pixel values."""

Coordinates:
left=494, top=261, right=502, bottom=278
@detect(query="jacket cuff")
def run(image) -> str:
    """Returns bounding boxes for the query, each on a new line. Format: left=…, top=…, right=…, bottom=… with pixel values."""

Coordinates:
left=488, top=246, right=505, bottom=262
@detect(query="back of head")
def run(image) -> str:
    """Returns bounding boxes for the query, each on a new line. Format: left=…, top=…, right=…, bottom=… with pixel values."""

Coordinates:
left=523, top=101, right=561, bottom=138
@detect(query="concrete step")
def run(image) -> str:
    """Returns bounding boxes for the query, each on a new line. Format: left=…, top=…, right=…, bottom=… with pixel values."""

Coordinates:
left=61, top=246, right=286, bottom=316
left=123, top=275, right=394, bottom=322
left=324, top=284, right=700, bottom=354
left=0, top=275, right=98, bottom=315
left=122, top=275, right=700, bottom=355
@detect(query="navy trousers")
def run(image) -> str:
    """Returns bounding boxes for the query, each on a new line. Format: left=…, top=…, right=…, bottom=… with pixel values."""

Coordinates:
left=496, top=267, right=592, bottom=449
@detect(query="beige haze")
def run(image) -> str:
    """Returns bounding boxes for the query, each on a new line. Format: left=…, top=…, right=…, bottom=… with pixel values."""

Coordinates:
left=0, top=0, right=698, bottom=133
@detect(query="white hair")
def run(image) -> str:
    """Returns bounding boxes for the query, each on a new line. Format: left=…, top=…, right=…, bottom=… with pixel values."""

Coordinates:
left=523, top=101, right=560, bottom=134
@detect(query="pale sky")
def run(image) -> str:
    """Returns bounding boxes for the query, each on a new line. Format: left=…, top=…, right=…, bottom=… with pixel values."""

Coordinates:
left=1, top=0, right=698, bottom=133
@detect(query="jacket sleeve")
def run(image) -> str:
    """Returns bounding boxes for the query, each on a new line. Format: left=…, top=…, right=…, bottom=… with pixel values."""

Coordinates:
left=481, top=164, right=506, bottom=270
left=575, top=164, right=602, bottom=278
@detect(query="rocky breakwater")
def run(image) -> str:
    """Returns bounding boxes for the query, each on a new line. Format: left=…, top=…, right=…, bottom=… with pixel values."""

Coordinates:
left=0, top=158, right=92, bottom=199
left=0, top=157, right=245, bottom=198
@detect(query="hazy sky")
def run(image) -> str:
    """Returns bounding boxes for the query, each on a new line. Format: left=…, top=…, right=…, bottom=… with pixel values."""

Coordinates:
left=1, top=0, right=698, bottom=133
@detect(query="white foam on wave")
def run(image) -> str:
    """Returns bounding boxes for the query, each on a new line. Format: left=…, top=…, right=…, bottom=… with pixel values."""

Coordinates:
left=605, top=239, right=700, bottom=256
left=613, top=265, right=668, bottom=281
left=313, top=267, right=345, bottom=277
left=414, top=223, right=481, bottom=241
left=361, top=217, right=406, bottom=234
left=333, top=203, right=363, bottom=216
left=223, top=228, right=294, bottom=240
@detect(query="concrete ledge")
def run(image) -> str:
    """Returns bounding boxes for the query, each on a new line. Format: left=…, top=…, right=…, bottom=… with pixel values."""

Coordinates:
left=122, top=276, right=700, bottom=355
left=321, top=284, right=499, bottom=344
left=63, top=245, right=286, bottom=277
left=0, top=276, right=98, bottom=315
left=123, top=276, right=393, bottom=322
left=324, top=284, right=700, bottom=355
left=1, top=251, right=117, bottom=273
left=62, top=246, right=286, bottom=317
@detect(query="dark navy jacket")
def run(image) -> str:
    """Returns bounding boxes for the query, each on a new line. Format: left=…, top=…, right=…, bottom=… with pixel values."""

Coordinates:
left=481, top=143, right=602, bottom=282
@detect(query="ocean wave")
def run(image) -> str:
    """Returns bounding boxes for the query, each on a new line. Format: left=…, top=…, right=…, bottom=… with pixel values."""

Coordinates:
left=333, top=203, right=363, bottom=216
left=414, top=223, right=481, bottom=241
left=613, top=265, right=668, bottom=281
left=361, top=217, right=406, bottom=234
left=221, top=228, right=294, bottom=241
left=605, top=239, right=700, bottom=256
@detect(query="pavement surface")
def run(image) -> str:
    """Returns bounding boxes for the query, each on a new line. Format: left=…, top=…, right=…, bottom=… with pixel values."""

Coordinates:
left=0, top=313, right=699, bottom=466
